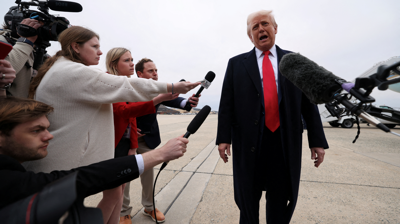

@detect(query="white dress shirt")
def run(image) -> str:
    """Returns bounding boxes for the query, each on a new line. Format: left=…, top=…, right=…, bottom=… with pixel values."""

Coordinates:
left=255, top=45, right=279, bottom=92
left=135, top=154, right=144, bottom=175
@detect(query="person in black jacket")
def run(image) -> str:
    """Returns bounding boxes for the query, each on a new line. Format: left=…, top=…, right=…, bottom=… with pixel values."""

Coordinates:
left=122, top=58, right=199, bottom=223
left=0, top=97, right=188, bottom=211
left=217, top=10, right=328, bottom=224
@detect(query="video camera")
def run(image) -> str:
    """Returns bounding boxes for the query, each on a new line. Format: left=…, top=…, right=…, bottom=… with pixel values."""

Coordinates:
left=0, top=172, right=104, bottom=224
left=3, top=0, right=82, bottom=69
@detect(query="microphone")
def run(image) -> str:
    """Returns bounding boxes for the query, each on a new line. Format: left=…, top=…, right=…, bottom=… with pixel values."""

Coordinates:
left=279, top=53, right=344, bottom=104
left=47, top=0, right=83, bottom=12
left=279, top=53, right=392, bottom=133
left=194, top=71, right=216, bottom=97
left=183, top=72, right=215, bottom=111
left=183, top=105, right=211, bottom=138
left=160, top=105, right=211, bottom=170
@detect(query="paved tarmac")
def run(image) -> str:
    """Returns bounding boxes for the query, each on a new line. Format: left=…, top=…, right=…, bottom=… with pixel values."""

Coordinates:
left=84, top=115, right=400, bottom=223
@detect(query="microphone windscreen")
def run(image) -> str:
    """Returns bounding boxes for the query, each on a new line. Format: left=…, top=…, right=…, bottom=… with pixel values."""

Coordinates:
left=47, top=1, right=83, bottom=12
left=187, top=105, right=211, bottom=134
left=205, top=71, right=216, bottom=82
left=279, top=53, right=344, bottom=104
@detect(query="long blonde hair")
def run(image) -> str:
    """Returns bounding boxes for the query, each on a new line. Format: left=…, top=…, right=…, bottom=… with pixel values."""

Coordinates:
left=28, top=26, right=100, bottom=99
left=106, top=47, right=130, bottom=76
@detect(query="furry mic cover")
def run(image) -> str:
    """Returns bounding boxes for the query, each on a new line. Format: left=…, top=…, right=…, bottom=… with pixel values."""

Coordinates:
left=279, top=53, right=344, bottom=104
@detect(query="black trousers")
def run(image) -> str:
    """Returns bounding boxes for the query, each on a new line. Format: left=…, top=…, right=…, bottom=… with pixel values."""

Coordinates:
left=239, top=127, right=291, bottom=224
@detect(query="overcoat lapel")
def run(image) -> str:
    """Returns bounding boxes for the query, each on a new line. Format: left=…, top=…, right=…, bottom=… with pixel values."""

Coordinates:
left=276, top=45, right=286, bottom=104
left=242, top=48, right=262, bottom=96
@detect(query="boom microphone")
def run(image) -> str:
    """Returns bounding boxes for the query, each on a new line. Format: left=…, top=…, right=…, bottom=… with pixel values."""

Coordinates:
left=279, top=53, right=344, bottom=104
left=279, top=53, right=393, bottom=134
left=47, top=0, right=83, bottom=12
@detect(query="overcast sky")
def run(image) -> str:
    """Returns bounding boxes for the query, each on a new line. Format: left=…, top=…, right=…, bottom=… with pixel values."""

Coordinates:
left=1, top=0, right=399, bottom=111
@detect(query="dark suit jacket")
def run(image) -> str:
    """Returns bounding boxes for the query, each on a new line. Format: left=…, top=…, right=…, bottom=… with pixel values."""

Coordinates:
left=0, top=154, right=140, bottom=210
left=216, top=46, right=329, bottom=216
left=136, top=97, right=186, bottom=149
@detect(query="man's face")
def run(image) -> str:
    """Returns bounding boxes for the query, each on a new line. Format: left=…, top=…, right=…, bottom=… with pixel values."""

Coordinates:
left=0, top=115, right=53, bottom=163
left=138, top=62, right=158, bottom=81
left=249, top=14, right=277, bottom=52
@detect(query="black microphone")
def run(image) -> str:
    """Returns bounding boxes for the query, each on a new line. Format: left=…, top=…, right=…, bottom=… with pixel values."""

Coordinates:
left=183, top=72, right=215, bottom=111
left=194, top=71, right=216, bottom=97
left=47, top=0, right=83, bottom=12
left=160, top=105, right=211, bottom=170
left=183, top=105, right=211, bottom=138
left=279, top=53, right=391, bottom=133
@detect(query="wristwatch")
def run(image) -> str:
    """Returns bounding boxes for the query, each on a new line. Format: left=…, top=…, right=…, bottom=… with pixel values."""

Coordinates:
left=17, top=37, right=34, bottom=47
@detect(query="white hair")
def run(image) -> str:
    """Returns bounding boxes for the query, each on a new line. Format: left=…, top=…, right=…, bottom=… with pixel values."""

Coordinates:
left=246, top=10, right=277, bottom=39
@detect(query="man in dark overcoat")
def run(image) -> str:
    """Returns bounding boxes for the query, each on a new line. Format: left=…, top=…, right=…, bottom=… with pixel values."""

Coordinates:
left=216, top=10, right=329, bottom=224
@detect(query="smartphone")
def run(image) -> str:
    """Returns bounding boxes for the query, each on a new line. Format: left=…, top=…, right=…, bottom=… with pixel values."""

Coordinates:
left=0, top=41, right=13, bottom=59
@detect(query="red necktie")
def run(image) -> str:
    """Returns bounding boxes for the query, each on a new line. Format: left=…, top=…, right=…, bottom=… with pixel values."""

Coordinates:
left=262, top=51, right=280, bottom=132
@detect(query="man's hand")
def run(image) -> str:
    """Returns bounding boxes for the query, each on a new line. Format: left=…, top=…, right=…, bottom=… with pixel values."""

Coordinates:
left=142, top=136, right=188, bottom=171
left=310, top=147, right=325, bottom=168
left=137, top=128, right=145, bottom=137
left=172, top=81, right=200, bottom=94
left=18, top=18, right=43, bottom=43
left=187, top=94, right=200, bottom=107
left=160, top=136, right=188, bottom=161
left=128, top=148, right=137, bottom=156
left=153, top=93, right=180, bottom=105
left=218, top=143, right=231, bottom=163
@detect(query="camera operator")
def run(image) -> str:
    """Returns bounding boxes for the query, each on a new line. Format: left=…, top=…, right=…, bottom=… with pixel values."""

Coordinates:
left=0, top=18, right=43, bottom=98
left=0, top=59, right=16, bottom=97
left=0, top=96, right=188, bottom=210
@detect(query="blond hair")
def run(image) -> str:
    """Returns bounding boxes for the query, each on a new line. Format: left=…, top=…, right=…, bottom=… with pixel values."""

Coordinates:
left=106, top=48, right=131, bottom=76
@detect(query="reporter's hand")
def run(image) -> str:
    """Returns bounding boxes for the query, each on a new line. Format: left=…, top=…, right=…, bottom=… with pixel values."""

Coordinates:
left=137, top=128, right=145, bottom=137
left=0, top=60, right=16, bottom=86
left=141, top=136, right=188, bottom=172
left=160, top=136, right=188, bottom=161
left=187, top=94, right=200, bottom=107
left=171, top=81, right=200, bottom=94
left=153, top=93, right=180, bottom=105
left=128, top=148, right=137, bottom=156
left=18, top=18, right=43, bottom=43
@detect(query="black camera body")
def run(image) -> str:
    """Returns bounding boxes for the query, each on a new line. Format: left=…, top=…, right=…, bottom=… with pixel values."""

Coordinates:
left=3, top=0, right=82, bottom=69
left=5, top=6, right=70, bottom=43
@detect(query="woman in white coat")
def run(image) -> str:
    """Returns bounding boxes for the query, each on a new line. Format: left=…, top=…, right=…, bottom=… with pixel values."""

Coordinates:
left=26, top=26, right=198, bottom=224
